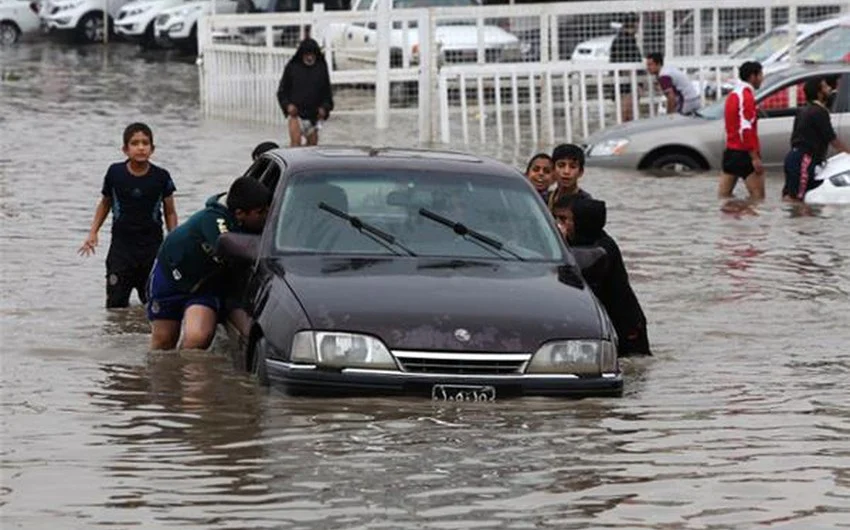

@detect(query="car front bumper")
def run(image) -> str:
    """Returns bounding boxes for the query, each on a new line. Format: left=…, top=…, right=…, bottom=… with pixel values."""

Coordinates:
left=266, top=360, right=624, bottom=399
left=43, top=13, right=80, bottom=30
left=115, top=16, right=151, bottom=38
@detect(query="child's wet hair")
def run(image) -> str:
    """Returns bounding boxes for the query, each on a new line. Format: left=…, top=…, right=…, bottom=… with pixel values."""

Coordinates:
left=551, top=144, right=585, bottom=170
left=525, top=152, right=552, bottom=174
left=552, top=194, right=576, bottom=211
left=227, top=176, right=272, bottom=212
left=252, top=141, right=279, bottom=160
left=123, top=122, right=153, bottom=147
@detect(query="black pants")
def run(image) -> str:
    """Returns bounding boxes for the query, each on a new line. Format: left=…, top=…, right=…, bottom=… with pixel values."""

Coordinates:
left=105, top=237, right=160, bottom=308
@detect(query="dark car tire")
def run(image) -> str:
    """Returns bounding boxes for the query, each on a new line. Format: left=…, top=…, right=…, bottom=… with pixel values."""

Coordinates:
left=648, top=152, right=703, bottom=174
left=0, top=21, right=21, bottom=45
left=77, top=12, right=111, bottom=44
left=251, top=336, right=270, bottom=386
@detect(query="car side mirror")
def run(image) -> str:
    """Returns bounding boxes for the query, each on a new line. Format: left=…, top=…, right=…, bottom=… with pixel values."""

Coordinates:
left=217, top=232, right=261, bottom=263
left=571, top=246, right=609, bottom=283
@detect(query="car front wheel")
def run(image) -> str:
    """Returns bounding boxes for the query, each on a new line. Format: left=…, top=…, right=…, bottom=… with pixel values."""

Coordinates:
left=77, top=12, right=110, bottom=43
left=251, top=336, right=270, bottom=386
left=0, top=21, right=21, bottom=45
left=648, top=152, right=703, bottom=174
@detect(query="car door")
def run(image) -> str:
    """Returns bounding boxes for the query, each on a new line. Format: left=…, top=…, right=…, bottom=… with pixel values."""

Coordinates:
left=755, top=75, right=809, bottom=168
left=832, top=73, right=850, bottom=153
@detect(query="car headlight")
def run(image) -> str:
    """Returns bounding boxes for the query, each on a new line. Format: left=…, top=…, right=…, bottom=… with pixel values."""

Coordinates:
left=588, top=139, right=629, bottom=157
left=290, top=331, right=398, bottom=370
left=829, top=172, right=850, bottom=187
left=526, top=340, right=617, bottom=375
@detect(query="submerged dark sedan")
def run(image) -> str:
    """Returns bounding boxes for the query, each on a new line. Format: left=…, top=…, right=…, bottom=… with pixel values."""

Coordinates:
left=218, top=146, right=622, bottom=400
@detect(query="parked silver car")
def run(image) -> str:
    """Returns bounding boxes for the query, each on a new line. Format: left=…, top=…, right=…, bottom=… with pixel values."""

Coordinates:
left=584, top=63, right=850, bottom=173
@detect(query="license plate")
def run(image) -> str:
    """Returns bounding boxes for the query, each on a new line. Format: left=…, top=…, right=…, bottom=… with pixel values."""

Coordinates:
left=431, top=384, right=496, bottom=402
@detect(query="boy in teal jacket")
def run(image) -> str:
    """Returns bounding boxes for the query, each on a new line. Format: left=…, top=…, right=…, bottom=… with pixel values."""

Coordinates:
left=147, top=176, right=270, bottom=351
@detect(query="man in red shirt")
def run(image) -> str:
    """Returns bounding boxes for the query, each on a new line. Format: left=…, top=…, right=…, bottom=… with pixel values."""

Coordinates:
left=719, top=61, right=765, bottom=201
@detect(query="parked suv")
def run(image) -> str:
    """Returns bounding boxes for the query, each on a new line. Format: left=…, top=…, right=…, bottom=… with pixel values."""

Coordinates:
left=0, top=0, right=39, bottom=44
left=41, top=0, right=132, bottom=43
left=114, top=0, right=187, bottom=48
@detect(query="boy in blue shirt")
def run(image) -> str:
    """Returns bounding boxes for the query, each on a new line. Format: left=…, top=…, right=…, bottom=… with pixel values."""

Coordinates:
left=79, top=123, right=178, bottom=308
left=147, top=176, right=270, bottom=351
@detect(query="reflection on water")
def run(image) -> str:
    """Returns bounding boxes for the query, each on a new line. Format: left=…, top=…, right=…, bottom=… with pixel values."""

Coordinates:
left=2, top=41, right=850, bottom=529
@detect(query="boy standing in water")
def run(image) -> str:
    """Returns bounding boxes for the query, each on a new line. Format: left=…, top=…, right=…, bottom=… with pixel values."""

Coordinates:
left=547, top=143, right=592, bottom=212
left=79, top=123, right=178, bottom=308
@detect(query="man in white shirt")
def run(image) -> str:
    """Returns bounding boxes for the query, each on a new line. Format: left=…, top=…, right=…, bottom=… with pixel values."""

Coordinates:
left=646, top=52, right=702, bottom=115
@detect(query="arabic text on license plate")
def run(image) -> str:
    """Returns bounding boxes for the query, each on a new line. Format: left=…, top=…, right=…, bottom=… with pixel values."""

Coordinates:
left=431, top=384, right=496, bottom=402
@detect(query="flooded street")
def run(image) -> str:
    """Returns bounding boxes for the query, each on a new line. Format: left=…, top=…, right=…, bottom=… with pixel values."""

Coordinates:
left=2, top=41, right=850, bottom=529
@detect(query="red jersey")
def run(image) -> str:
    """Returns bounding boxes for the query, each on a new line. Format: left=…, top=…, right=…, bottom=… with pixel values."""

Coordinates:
left=724, top=82, right=759, bottom=153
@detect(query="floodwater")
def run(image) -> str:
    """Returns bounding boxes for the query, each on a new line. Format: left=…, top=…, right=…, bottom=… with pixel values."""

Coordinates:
left=2, top=41, right=850, bottom=530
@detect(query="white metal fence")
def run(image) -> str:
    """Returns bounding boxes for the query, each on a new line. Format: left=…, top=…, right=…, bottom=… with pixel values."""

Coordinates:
left=198, top=0, right=848, bottom=145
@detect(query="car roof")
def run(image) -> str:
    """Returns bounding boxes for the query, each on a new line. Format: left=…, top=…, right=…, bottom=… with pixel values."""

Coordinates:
left=765, top=62, right=850, bottom=86
left=264, top=146, right=524, bottom=178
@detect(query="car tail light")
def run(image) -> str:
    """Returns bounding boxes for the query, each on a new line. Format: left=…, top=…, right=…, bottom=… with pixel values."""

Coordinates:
left=29, top=2, right=39, bottom=14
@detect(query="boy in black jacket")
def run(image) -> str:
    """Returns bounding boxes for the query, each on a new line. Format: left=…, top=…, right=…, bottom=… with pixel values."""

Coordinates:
left=277, top=38, right=335, bottom=147
left=553, top=195, right=652, bottom=356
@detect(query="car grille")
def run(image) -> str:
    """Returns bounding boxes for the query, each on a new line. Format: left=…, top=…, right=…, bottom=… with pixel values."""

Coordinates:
left=393, top=351, right=531, bottom=375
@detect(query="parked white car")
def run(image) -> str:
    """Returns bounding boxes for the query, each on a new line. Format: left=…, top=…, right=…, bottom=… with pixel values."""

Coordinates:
left=570, top=34, right=614, bottom=63
left=114, top=0, right=186, bottom=48
left=41, top=0, right=133, bottom=42
left=324, top=0, right=527, bottom=70
left=806, top=153, right=850, bottom=205
left=154, top=0, right=235, bottom=52
left=0, top=0, right=39, bottom=44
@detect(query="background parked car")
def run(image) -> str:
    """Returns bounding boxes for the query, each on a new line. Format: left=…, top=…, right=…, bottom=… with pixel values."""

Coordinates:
left=0, top=0, right=39, bottom=44
left=154, top=0, right=238, bottom=53
left=114, top=0, right=186, bottom=49
left=41, top=0, right=133, bottom=43
left=583, top=64, right=850, bottom=173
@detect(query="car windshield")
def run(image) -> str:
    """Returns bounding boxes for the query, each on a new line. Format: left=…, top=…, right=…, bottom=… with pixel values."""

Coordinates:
left=274, top=170, right=564, bottom=261
left=798, top=26, right=850, bottom=62
left=732, top=29, right=795, bottom=62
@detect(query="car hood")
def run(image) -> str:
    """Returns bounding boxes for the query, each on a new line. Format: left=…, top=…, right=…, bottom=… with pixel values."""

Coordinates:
left=586, top=113, right=714, bottom=145
left=819, top=152, right=850, bottom=180
left=279, top=257, right=604, bottom=353
left=391, top=24, right=518, bottom=49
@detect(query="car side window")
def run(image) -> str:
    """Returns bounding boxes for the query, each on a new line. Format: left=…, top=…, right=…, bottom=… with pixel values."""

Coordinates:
left=243, top=158, right=271, bottom=179
left=259, top=162, right=283, bottom=194
left=758, top=78, right=808, bottom=119
left=836, top=74, right=849, bottom=114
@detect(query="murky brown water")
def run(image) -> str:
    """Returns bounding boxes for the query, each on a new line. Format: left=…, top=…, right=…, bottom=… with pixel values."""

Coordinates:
left=2, top=41, right=850, bottom=529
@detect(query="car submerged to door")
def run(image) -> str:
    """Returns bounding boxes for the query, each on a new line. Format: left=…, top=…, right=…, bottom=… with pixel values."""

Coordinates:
left=584, top=63, right=850, bottom=173
left=217, top=147, right=623, bottom=400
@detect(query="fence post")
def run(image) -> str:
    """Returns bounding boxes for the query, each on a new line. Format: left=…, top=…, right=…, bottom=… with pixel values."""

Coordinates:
left=418, top=10, right=432, bottom=145
left=428, top=8, right=440, bottom=145
left=312, top=3, right=326, bottom=46
left=664, top=9, right=674, bottom=57
left=693, top=8, right=701, bottom=56
left=375, top=0, right=391, bottom=130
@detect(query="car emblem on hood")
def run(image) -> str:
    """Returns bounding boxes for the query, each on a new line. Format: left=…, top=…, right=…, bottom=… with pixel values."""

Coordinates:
left=454, top=328, right=471, bottom=343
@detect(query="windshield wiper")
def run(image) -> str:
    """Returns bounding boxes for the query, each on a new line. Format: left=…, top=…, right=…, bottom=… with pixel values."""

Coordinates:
left=418, top=208, right=525, bottom=261
left=318, top=202, right=417, bottom=257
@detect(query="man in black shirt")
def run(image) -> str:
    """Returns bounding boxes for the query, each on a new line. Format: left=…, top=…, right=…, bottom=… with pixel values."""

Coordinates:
left=782, top=76, right=850, bottom=202
left=609, top=13, right=643, bottom=122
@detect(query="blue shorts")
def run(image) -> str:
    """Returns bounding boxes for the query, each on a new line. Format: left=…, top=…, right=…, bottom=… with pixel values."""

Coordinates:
left=146, top=259, right=221, bottom=322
